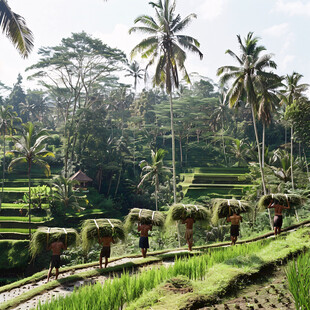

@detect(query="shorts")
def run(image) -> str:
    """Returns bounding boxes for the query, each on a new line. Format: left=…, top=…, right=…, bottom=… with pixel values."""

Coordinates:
left=230, top=225, right=240, bottom=237
left=139, top=236, right=149, bottom=249
left=100, top=246, right=111, bottom=258
left=50, top=255, right=61, bottom=269
left=274, top=215, right=283, bottom=228
left=185, top=229, right=193, bottom=243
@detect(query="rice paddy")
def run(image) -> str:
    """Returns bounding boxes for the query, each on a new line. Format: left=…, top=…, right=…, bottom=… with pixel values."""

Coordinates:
left=34, top=228, right=310, bottom=310
left=286, top=251, right=310, bottom=310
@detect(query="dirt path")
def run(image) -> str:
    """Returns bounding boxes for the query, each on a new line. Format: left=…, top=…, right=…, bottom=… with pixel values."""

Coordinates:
left=200, top=266, right=294, bottom=310
left=6, top=257, right=176, bottom=310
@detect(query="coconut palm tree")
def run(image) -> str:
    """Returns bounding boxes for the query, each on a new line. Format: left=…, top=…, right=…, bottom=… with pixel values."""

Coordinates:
left=257, top=75, right=282, bottom=168
left=7, top=122, right=54, bottom=236
left=0, top=0, right=34, bottom=58
left=279, top=72, right=309, bottom=190
left=130, top=0, right=203, bottom=204
left=125, top=60, right=145, bottom=92
left=138, top=149, right=170, bottom=211
left=217, top=32, right=277, bottom=195
left=0, top=105, right=20, bottom=210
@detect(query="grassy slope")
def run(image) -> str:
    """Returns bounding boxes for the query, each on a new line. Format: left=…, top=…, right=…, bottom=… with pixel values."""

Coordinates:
left=127, top=228, right=310, bottom=310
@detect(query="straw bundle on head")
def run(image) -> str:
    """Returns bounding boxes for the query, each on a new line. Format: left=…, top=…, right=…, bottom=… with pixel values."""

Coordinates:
left=258, top=193, right=304, bottom=210
left=30, top=227, right=79, bottom=258
left=124, top=208, right=165, bottom=231
left=211, top=199, right=252, bottom=225
left=81, top=219, right=125, bottom=252
left=166, top=204, right=210, bottom=223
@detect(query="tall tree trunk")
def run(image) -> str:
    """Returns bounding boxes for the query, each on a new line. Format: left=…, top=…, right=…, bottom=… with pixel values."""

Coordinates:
left=1, top=131, right=5, bottom=210
left=169, top=93, right=177, bottom=204
left=303, top=147, right=310, bottom=182
left=290, top=126, right=299, bottom=221
left=262, top=122, right=265, bottom=168
left=155, top=174, right=159, bottom=211
left=222, top=119, right=227, bottom=166
left=107, top=174, right=113, bottom=196
left=28, top=162, right=32, bottom=238
left=250, top=105, right=272, bottom=229
left=290, top=126, right=294, bottom=190
left=179, top=134, right=183, bottom=168
left=114, top=167, right=122, bottom=197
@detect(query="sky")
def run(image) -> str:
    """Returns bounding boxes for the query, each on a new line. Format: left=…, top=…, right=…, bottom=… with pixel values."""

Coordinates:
left=1, top=0, right=310, bottom=92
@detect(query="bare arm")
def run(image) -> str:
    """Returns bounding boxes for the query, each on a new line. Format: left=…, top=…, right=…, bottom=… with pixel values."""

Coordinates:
left=226, top=217, right=231, bottom=223
left=240, top=215, right=243, bottom=222
left=284, top=200, right=290, bottom=209
left=267, top=201, right=274, bottom=209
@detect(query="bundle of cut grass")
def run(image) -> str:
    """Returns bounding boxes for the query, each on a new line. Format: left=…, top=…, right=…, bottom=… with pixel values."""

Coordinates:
left=258, top=193, right=304, bottom=210
left=81, top=219, right=125, bottom=252
left=124, top=208, right=165, bottom=231
left=211, top=198, right=252, bottom=225
left=30, top=227, right=79, bottom=258
left=166, top=204, right=210, bottom=223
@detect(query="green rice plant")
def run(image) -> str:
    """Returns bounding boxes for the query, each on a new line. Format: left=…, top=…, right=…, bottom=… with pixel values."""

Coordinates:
left=286, top=251, right=310, bottom=310
left=258, top=193, right=304, bottom=210
left=36, top=238, right=275, bottom=310
left=0, top=216, right=45, bottom=222
left=30, top=227, right=80, bottom=258
left=81, top=218, right=125, bottom=252
left=124, top=208, right=165, bottom=231
left=211, top=198, right=252, bottom=224
left=166, top=203, right=210, bottom=224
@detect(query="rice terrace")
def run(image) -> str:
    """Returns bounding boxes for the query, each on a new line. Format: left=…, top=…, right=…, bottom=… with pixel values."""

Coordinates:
left=1, top=0, right=310, bottom=309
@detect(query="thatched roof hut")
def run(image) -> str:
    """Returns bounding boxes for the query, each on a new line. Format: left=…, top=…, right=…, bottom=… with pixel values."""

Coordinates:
left=69, top=170, right=93, bottom=187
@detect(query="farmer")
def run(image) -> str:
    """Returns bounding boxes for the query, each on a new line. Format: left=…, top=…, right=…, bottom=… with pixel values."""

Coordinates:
left=98, top=235, right=115, bottom=268
left=182, top=216, right=195, bottom=251
left=227, top=212, right=242, bottom=245
left=47, top=238, right=67, bottom=282
left=268, top=198, right=290, bottom=235
left=138, top=222, right=152, bottom=258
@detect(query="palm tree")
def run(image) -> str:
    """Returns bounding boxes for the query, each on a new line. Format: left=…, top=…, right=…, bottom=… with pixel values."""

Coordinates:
left=0, top=0, right=34, bottom=58
left=51, top=176, right=80, bottom=210
left=279, top=72, right=309, bottom=190
left=130, top=0, right=203, bottom=204
left=217, top=32, right=277, bottom=195
left=125, top=60, right=145, bottom=92
left=257, top=76, right=282, bottom=168
left=7, top=122, right=54, bottom=236
left=138, top=149, right=170, bottom=211
left=0, top=105, right=19, bottom=210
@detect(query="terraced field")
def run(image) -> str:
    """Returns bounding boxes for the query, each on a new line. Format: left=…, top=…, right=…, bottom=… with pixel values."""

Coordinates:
left=0, top=172, right=52, bottom=240
left=179, top=167, right=253, bottom=199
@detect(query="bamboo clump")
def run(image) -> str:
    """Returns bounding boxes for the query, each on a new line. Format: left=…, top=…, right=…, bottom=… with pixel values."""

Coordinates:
left=30, top=227, right=79, bottom=258
left=258, top=193, right=304, bottom=210
left=81, top=219, right=125, bottom=252
left=124, top=208, right=165, bottom=231
left=211, top=198, right=252, bottom=224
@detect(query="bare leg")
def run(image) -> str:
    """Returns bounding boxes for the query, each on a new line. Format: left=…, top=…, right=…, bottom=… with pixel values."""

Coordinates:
left=144, top=248, right=147, bottom=258
left=99, top=255, right=103, bottom=269
left=55, top=268, right=59, bottom=280
left=47, top=267, right=53, bottom=282
left=141, top=248, right=144, bottom=257
left=230, top=236, right=234, bottom=245
left=105, top=257, right=108, bottom=268
left=274, top=227, right=277, bottom=236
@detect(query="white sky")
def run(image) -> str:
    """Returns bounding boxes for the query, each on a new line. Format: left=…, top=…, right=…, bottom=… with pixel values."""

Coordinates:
left=1, top=0, right=310, bottom=91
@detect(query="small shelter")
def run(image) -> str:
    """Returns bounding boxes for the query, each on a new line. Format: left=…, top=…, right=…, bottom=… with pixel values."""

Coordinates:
left=69, top=170, right=93, bottom=189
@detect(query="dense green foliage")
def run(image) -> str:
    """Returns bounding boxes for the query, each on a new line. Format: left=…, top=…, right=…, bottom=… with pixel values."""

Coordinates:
left=0, top=240, right=29, bottom=270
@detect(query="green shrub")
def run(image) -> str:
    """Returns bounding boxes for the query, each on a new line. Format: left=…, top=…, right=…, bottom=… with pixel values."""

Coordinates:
left=0, top=240, right=30, bottom=270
